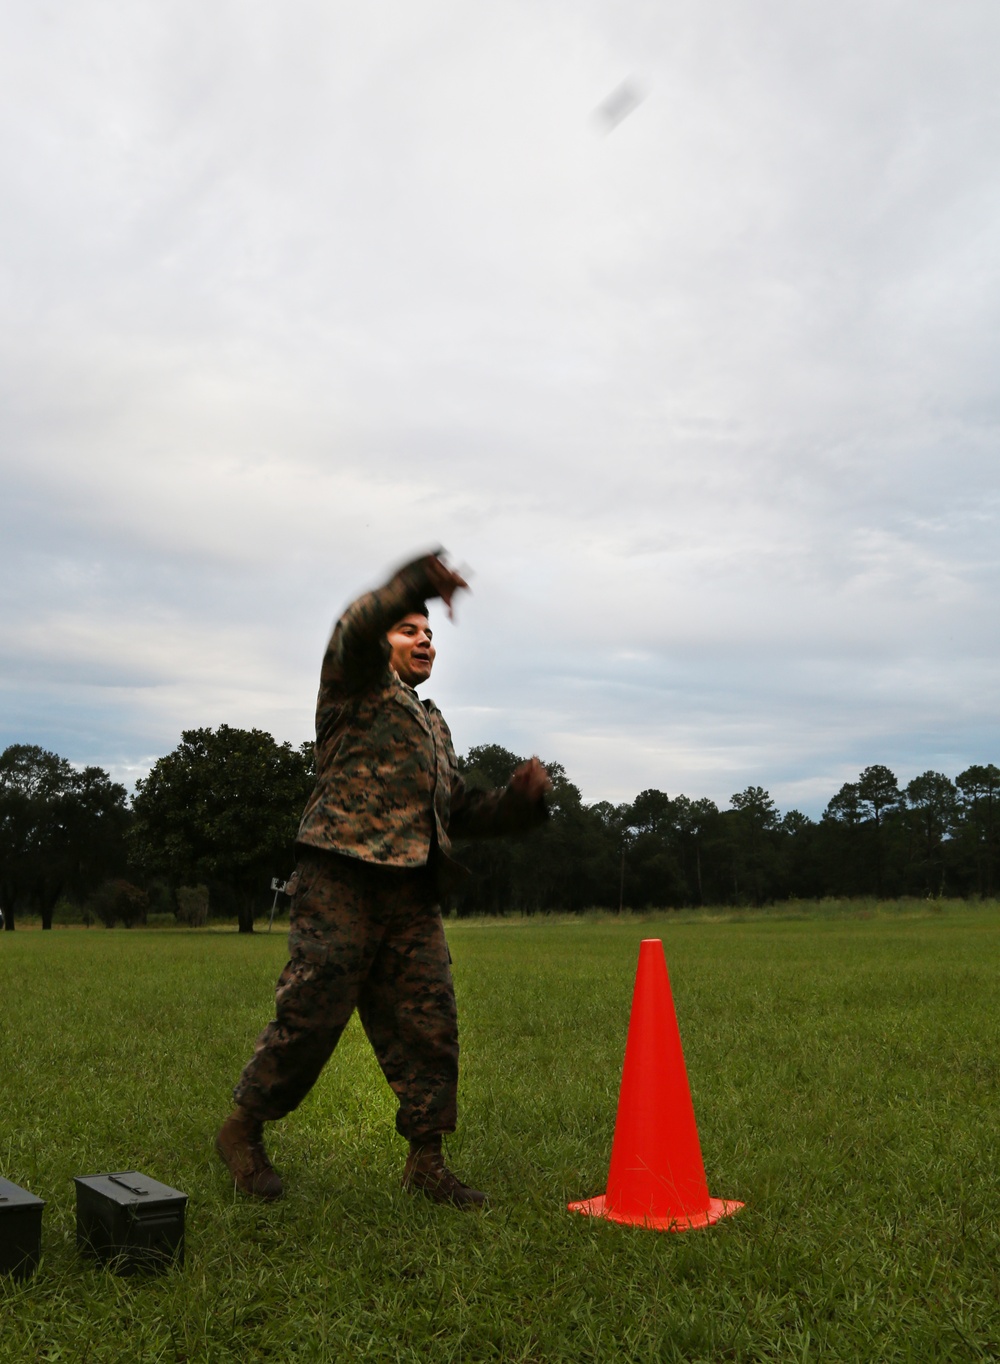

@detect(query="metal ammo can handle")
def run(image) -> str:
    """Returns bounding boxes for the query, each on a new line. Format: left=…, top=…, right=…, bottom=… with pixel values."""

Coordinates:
left=107, top=1174, right=149, bottom=1196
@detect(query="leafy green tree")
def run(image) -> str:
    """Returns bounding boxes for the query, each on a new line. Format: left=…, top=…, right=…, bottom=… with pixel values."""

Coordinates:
left=670, top=796, right=721, bottom=905
left=904, top=771, right=959, bottom=896
left=625, top=790, right=718, bottom=908
left=955, top=764, right=1000, bottom=897
left=453, top=748, right=597, bottom=914
left=780, top=810, right=811, bottom=837
left=821, top=783, right=866, bottom=894
left=857, top=765, right=902, bottom=896
left=514, top=764, right=603, bottom=913
left=89, top=878, right=149, bottom=928
left=129, top=726, right=313, bottom=933
left=727, top=786, right=780, bottom=904
left=0, top=745, right=128, bottom=929
left=857, top=765, right=902, bottom=821
left=618, top=790, right=677, bottom=907
left=545, top=799, right=620, bottom=910
left=585, top=801, right=638, bottom=911
left=452, top=745, right=525, bottom=915
left=779, top=809, right=824, bottom=897
left=826, top=782, right=862, bottom=828
left=175, top=884, right=210, bottom=927
left=0, top=745, right=68, bottom=929
left=630, top=789, right=673, bottom=837
left=458, top=744, right=525, bottom=791
left=63, top=766, right=132, bottom=908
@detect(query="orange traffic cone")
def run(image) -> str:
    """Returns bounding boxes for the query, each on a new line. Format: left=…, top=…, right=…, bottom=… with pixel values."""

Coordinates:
left=569, top=938, right=743, bottom=1232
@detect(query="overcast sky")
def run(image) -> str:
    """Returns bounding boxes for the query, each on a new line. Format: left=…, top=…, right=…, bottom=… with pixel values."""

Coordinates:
left=2, top=0, right=998, bottom=816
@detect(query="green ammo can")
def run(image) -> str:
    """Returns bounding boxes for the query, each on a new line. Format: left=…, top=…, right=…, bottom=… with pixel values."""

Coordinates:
left=0, top=1176, right=45, bottom=1280
left=74, top=1172, right=187, bottom=1274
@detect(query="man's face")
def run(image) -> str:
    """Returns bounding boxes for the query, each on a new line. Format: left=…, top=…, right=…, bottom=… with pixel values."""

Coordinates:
left=387, top=613, right=435, bottom=688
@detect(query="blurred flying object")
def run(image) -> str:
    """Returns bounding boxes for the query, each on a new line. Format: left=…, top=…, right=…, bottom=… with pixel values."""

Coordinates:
left=594, top=79, right=645, bottom=133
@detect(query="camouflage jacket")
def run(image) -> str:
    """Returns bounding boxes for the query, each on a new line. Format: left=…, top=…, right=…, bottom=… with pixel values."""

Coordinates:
left=296, top=554, right=546, bottom=880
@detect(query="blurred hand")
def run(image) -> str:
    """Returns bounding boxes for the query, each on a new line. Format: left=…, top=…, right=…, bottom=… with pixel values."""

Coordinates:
left=509, top=757, right=552, bottom=803
left=425, top=555, right=470, bottom=619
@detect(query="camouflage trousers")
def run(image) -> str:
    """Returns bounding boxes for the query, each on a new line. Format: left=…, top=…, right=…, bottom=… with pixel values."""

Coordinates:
left=233, top=847, right=459, bottom=1142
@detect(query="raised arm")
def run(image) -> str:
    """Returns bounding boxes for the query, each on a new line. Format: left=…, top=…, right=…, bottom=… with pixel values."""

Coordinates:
left=320, top=551, right=468, bottom=695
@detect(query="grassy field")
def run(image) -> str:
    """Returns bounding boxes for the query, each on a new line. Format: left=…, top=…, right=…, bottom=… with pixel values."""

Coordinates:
left=1, top=905, right=999, bottom=1362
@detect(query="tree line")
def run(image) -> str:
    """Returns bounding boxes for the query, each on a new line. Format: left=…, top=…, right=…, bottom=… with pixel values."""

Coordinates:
left=1, top=733, right=997, bottom=932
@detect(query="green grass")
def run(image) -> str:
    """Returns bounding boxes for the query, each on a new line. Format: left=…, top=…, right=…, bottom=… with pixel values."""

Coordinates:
left=1, top=906, right=999, bottom=1362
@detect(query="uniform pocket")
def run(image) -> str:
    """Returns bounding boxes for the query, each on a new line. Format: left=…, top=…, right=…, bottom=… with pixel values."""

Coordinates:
left=289, top=852, right=327, bottom=907
left=288, top=929, right=330, bottom=967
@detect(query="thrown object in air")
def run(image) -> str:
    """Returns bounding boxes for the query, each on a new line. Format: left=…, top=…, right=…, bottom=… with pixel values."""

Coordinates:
left=0, top=1176, right=45, bottom=1279
left=568, top=938, right=743, bottom=1232
left=594, top=79, right=645, bottom=132
left=75, top=1171, right=187, bottom=1273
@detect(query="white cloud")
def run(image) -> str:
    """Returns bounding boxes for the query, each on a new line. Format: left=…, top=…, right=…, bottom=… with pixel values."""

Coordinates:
left=2, top=0, right=999, bottom=813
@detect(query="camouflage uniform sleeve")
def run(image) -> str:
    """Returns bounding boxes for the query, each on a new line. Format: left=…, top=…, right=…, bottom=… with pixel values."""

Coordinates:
left=319, top=551, right=443, bottom=698
left=447, top=771, right=549, bottom=841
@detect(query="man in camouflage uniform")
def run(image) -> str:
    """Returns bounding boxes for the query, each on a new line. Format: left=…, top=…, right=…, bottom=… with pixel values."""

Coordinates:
left=216, top=551, right=549, bottom=1207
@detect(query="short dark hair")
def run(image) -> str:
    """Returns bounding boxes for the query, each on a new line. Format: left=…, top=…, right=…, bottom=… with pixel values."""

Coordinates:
left=390, top=604, right=430, bottom=630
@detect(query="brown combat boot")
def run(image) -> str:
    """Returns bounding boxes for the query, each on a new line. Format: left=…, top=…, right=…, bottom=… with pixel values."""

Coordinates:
left=215, top=1106, right=284, bottom=1201
left=402, top=1137, right=487, bottom=1209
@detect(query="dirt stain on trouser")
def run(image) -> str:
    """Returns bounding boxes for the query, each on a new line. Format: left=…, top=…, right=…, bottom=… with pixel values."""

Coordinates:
left=233, top=847, right=458, bottom=1142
